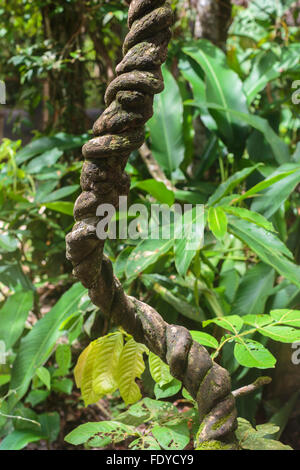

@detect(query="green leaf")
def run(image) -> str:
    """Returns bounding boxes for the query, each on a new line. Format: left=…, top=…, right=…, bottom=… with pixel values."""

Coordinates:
left=8, top=283, right=87, bottom=409
left=234, top=339, right=276, bottom=369
left=74, top=341, right=102, bottom=406
left=258, top=325, right=300, bottom=343
left=117, top=339, right=148, bottom=405
left=208, top=166, right=259, bottom=206
left=52, top=378, right=73, bottom=395
left=223, top=206, right=275, bottom=232
left=0, top=290, right=34, bottom=349
left=251, top=164, right=300, bottom=218
left=132, top=179, right=174, bottom=206
left=236, top=418, right=292, bottom=450
left=190, top=331, right=218, bottom=349
left=183, top=40, right=249, bottom=153
left=35, top=367, right=51, bottom=391
left=148, top=65, right=185, bottom=178
left=232, top=263, right=275, bottom=316
left=25, top=390, right=50, bottom=407
left=152, top=422, right=190, bottom=450
left=38, top=412, right=60, bottom=443
left=235, top=167, right=300, bottom=205
left=190, top=102, right=290, bottom=164
left=0, top=234, right=18, bottom=253
left=65, top=421, right=137, bottom=447
left=174, top=206, right=204, bottom=277
left=244, top=46, right=300, bottom=105
left=55, top=344, right=71, bottom=375
left=125, top=239, right=173, bottom=279
left=130, top=436, right=161, bottom=450
left=44, top=201, right=74, bottom=216
left=203, top=315, right=244, bottom=334
left=208, top=207, right=228, bottom=240
left=154, top=379, right=182, bottom=399
left=92, top=332, right=124, bottom=396
left=148, top=352, right=173, bottom=387
left=38, top=185, right=79, bottom=204
left=229, top=217, right=300, bottom=288
left=270, top=309, right=300, bottom=328
left=25, top=148, right=63, bottom=174
left=0, top=430, right=44, bottom=450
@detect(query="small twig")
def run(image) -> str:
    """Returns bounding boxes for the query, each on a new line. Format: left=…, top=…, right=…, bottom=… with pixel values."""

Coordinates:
left=232, top=376, right=272, bottom=398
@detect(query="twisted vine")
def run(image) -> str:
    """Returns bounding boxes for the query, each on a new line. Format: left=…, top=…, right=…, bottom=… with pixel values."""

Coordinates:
left=66, top=0, right=238, bottom=449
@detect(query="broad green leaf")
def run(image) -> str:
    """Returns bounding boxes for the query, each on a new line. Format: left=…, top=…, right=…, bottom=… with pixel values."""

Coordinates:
left=229, top=217, right=300, bottom=288
left=223, top=206, right=275, bottom=232
left=117, top=339, right=148, bottom=405
left=38, top=412, right=60, bottom=443
left=65, top=421, right=137, bottom=447
left=130, top=436, right=161, bottom=450
left=25, top=390, right=50, bottom=407
left=125, top=239, right=173, bottom=279
left=38, top=185, right=79, bottom=204
left=44, top=201, right=74, bottom=216
left=270, top=309, right=300, bottom=328
left=132, top=179, right=174, bottom=206
left=190, top=102, right=290, bottom=164
left=0, top=430, right=44, bottom=450
left=174, top=206, right=204, bottom=277
left=244, top=46, right=300, bottom=105
left=258, top=325, right=300, bottom=343
left=55, top=344, right=71, bottom=375
left=0, top=290, right=33, bottom=349
left=178, top=56, right=217, bottom=132
left=35, top=367, right=51, bottom=391
left=183, top=40, right=249, bottom=153
left=148, top=65, right=185, bottom=178
left=208, top=207, right=228, bottom=240
left=236, top=418, right=292, bottom=450
left=8, top=283, right=87, bottom=409
left=148, top=352, right=173, bottom=387
left=154, top=379, right=182, bottom=399
left=234, top=339, right=276, bottom=369
left=203, top=315, right=244, bottom=334
left=152, top=422, right=190, bottom=450
left=16, top=133, right=86, bottom=165
left=208, top=166, right=259, bottom=206
left=190, top=331, right=218, bottom=349
left=235, top=167, right=300, bottom=205
left=251, top=164, right=300, bottom=218
left=52, top=378, right=73, bottom=395
left=243, top=314, right=273, bottom=328
left=0, top=234, right=18, bottom=253
left=232, top=263, right=274, bottom=316
left=25, top=148, right=63, bottom=174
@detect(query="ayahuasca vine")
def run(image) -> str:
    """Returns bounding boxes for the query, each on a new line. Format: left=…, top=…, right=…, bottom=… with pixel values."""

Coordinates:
left=66, top=0, right=238, bottom=449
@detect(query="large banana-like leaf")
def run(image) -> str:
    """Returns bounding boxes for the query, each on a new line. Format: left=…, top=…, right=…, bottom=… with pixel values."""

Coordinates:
left=8, top=283, right=86, bottom=409
left=183, top=40, right=250, bottom=154
left=147, top=65, right=185, bottom=179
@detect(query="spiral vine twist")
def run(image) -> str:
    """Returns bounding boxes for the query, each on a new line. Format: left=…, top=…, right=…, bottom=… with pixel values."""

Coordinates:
left=66, top=0, right=238, bottom=449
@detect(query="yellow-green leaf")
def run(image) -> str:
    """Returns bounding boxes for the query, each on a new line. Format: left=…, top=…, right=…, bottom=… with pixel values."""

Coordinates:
left=92, top=332, right=124, bottom=395
left=117, top=339, right=148, bottom=405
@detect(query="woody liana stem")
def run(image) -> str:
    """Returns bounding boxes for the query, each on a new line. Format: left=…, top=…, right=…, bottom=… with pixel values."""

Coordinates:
left=66, top=0, right=238, bottom=449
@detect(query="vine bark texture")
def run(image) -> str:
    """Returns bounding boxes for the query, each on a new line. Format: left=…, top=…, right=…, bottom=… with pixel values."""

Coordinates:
left=66, top=0, right=238, bottom=449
